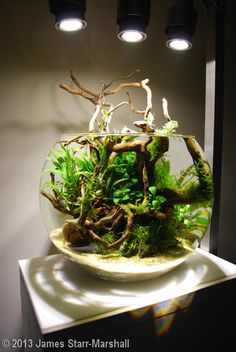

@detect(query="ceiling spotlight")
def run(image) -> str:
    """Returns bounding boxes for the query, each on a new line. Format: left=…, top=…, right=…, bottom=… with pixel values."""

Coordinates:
left=117, top=0, right=150, bottom=43
left=168, top=38, right=192, bottom=51
left=165, top=0, right=198, bottom=51
left=49, top=0, right=87, bottom=32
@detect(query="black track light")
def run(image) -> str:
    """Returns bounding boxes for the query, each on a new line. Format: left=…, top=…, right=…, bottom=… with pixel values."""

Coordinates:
left=165, top=0, right=198, bottom=50
left=49, top=0, right=87, bottom=32
left=117, top=0, right=150, bottom=43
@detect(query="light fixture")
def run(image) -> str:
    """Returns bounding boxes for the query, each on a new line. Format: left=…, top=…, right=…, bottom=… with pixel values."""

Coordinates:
left=49, top=0, right=87, bottom=32
left=117, top=0, right=150, bottom=43
left=165, top=0, right=198, bottom=51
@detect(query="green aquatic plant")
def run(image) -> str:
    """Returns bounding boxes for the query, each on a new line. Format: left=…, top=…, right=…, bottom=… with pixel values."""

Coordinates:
left=41, top=71, right=213, bottom=257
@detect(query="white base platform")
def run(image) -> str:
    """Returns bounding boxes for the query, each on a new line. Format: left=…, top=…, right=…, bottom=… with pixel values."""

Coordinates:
left=19, top=248, right=236, bottom=335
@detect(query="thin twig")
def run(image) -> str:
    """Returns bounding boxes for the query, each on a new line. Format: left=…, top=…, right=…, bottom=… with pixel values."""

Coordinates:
left=94, top=208, right=123, bottom=228
left=86, top=229, right=110, bottom=247
left=109, top=101, right=128, bottom=114
left=102, top=69, right=140, bottom=92
left=104, top=82, right=142, bottom=96
left=41, top=191, right=72, bottom=216
left=107, top=213, right=134, bottom=249
left=127, top=92, right=145, bottom=115
left=142, top=163, right=149, bottom=201
left=70, top=70, right=99, bottom=98
left=59, top=83, right=98, bottom=105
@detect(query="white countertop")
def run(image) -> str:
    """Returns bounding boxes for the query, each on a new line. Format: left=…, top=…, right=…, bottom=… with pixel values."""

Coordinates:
left=19, top=248, right=236, bottom=334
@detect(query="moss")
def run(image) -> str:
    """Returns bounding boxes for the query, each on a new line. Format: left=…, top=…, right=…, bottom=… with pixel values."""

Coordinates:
left=147, top=136, right=161, bottom=161
left=154, top=158, right=178, bottom=189
left=119, top=221, right=182, bottom=258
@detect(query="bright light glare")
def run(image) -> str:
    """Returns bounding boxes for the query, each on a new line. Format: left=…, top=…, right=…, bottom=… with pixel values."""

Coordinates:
left=58, top=19, right=84, bottom=32
left=167, top=39, right=191, bottom=51
left=119, top=30, right=146, bottom=43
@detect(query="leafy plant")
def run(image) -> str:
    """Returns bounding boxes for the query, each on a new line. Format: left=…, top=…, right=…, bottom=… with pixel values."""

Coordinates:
left=106, top=152, right=143, bottom=205
left=148, top=186, right=167, bottom=210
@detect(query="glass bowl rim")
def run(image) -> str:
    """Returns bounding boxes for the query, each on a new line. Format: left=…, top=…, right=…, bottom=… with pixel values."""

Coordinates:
left=59, top=132, right=195, bottom=140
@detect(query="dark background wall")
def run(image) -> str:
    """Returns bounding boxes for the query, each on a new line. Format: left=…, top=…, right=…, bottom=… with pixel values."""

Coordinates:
left=218, top=0, right=236, bottom=263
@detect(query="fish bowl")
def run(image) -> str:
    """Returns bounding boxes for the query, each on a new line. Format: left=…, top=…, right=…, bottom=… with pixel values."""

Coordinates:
left=40, top=132, right=213, bottom=281
left=40, top=71, right=213, bottom=281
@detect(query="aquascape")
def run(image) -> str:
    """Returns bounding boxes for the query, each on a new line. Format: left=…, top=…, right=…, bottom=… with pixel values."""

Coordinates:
left=40, top=71, right=213, bottom=280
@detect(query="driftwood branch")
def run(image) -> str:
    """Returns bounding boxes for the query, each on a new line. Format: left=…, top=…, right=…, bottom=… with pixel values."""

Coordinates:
left=107, top=213, right=134, bottom=249
left=86, top=229, right=110, bottom=247
left=104, top=82, right=143, bottom=96
left=184, top=137, right=211, bottom=178
left=70, top=71, right=99, bottom=98
left=41, top=191, right=72, bottom=216
left=141, top=79, right=152, bottom=120
left=59, top=83, right=99, bottom=105
left=104, top=79, right=153, bottom=124
left=93, top=208, right=123, bottom=228
left=62, top=209, right=133, bottom=249
left=60, top=69, right=157, bottom=133
left=102, top=102, right=129, bottom=133
left=148, top=208, right=172, bottom=221
left=102, top=69, right=140, bottom=92
left=109, top=101, right=128, bottom=114
left=127, top=92, right=145, bottom=115
left=112, top=140, right=145, bottom=153
left=162, top=98, right=171, bottom=122
left=89, top=105, right=101, bottom=132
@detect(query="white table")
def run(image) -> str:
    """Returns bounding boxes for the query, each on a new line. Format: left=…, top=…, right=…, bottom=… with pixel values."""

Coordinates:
left=19, top=248, right=236, bottom=350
